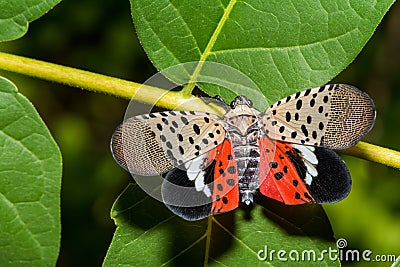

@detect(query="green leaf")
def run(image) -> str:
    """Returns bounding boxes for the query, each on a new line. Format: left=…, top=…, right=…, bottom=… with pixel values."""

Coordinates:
left=0, top=77, right=61, bottom=266
left=0, top=0, right=62, bottom=42
left=131, top=0, right=394, bottom=109
left=104, top=184, right=339, bottom=266
left=392, top=256, right=400, bottom=267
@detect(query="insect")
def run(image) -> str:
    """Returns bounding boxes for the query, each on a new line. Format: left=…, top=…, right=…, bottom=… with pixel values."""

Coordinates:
left=111, top=84, right=375, bottom=221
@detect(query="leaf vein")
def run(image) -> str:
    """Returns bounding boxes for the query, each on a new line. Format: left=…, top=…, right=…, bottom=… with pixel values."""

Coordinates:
left=208, top=28, right=358, bottom=55
left=181, top=0, right=237, bottom=96
left=0, top=192, right=43, bottom=256
left=160, top=232, right=207, bottom=266
left=212, top=217, right=273, bottom=266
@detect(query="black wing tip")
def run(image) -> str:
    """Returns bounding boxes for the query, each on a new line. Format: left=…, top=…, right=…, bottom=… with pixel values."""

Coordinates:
left=163, top=203, right=211, bottom=221
left=161, top=166, right=214, bottom=221
left=308, top=147, right=352, bottom=204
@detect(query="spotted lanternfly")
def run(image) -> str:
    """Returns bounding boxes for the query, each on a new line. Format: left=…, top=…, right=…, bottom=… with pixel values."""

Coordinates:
left=111, top=84, right=376, bottom=221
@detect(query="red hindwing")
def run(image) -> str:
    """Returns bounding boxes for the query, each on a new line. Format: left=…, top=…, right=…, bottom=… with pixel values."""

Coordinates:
left=211, top=139, right=240, bottom=214
left=259, top=137, right=315, bottom=204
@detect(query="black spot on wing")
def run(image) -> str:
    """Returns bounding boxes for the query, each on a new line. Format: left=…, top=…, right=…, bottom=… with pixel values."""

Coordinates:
left=285, top=112, right=291, bottom=122
left=269, top=161, right=278, bottom=168
left=166, top=141, right=172, bottom=149
left=226, top=179, right=235, bottom=186
left=227, top=166, right=236, bottom=174
left=161, top=160, right=216, bottom=221
left=181, top=116, right=189, bottom=125
left=193, top=124, right=201, bottom=135
left=301, top=125, right=308, bottom=137
left=160, top=112, right=168, bottom=117
left=274, top=172, right=284, bottom=180
left=296, top=100, right=302, bottom=110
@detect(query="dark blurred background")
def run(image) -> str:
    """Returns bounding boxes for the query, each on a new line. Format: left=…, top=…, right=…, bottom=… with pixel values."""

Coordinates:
left=0, top=0, right=399, bottom=266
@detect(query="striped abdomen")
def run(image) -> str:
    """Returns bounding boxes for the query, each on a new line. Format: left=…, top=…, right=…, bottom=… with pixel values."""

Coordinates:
left=234, top=145, right=260, bottom=193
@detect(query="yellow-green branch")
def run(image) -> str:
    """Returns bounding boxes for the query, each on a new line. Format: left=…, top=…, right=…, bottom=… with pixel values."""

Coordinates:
left=0, top=52, right=399, bottom=169
left=0, top=52, right=223, bottom=114
left=342, top=141, right=400, bottom=170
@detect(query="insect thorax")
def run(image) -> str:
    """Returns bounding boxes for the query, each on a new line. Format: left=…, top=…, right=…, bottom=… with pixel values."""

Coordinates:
left=224, top=104, right=262, bottom=205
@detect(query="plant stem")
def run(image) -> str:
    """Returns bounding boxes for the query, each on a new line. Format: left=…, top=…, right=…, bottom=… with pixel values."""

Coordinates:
left=0, top=52, right=399, bottom=169
left=0, top=52, right=223, bottom=114
left=342, top=141, right=400, bottom=169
